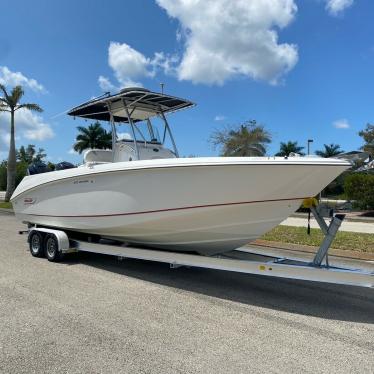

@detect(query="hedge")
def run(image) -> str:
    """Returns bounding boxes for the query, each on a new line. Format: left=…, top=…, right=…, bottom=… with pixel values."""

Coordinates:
left=344, top=173, right=374, bottom=210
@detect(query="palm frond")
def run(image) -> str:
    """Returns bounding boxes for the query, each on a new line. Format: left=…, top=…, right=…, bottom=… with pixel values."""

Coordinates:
left=76, top=134, right=89, bottom=141
left=275, top=141, right=305, bottom=156
left=17, top=103, right=43, bottom=112
left=10, top=85, right=24, bottom=106
left=0, top=102, right=9, bottom=112
left=0, top=83, right=10, bottom=102
left=316, top=143, right=343, bottom=158
left=73, top=122, right=112, bottom=153
left=212, top=121, right=271, bottom=157
left=76, top=126, right=90, bottom=134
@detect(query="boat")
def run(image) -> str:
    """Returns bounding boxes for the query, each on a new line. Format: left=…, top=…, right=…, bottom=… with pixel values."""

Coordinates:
left=11, top=87, right=350, bottom=255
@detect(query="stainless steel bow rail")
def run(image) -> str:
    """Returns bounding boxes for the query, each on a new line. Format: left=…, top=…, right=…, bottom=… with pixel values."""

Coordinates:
left=22, top=208, right=373, bottom=288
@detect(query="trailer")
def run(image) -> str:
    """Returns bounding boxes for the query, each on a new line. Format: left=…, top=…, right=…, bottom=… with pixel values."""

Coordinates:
left=23, top=207, right=374, bottom=289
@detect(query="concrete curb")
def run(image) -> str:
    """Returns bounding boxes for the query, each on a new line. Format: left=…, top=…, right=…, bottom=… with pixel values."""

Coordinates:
left=0, top=208, right=14, bottom=214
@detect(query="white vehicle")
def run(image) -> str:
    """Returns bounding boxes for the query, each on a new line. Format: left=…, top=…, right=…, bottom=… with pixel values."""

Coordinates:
left=11, top=87, right=349, bottom=255
left=11, top=88, right=373, bottom=288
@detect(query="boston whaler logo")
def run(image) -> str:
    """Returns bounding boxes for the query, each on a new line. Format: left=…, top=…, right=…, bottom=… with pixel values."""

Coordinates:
left=73, top=179, right=94, bottom=185
left=24, top=197, right=35, bottom=205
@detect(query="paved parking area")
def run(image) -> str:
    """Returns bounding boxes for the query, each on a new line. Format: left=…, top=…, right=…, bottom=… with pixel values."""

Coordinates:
left=0, top=211, right=373, bottom=373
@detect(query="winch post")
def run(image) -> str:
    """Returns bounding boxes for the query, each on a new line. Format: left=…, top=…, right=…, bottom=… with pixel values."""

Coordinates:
left=311, top=208, right=345, bottom=266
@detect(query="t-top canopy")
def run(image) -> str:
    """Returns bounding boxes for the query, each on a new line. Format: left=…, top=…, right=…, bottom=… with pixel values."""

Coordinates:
left=67, top=87, right=195, bottom=122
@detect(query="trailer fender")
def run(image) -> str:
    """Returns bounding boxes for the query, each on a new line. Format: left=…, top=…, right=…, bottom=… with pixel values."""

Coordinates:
left=28, top=228, right=70, bottom=253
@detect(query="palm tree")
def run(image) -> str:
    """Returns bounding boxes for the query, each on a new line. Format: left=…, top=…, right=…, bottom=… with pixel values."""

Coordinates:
left=73, top=121, right=112, bottom=154
left=315, top=143, right=343, bottom=158
left=275, top=141, right=305, bottom=157
left=0, top=85, right=43, bottom=201
left=17, top=144, right=46, bottom=164
left=210, top=120, right=272, bottom=157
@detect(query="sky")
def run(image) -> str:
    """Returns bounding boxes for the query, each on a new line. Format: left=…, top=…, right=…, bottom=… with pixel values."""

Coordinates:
left=0, top=0, right=373, bottom=163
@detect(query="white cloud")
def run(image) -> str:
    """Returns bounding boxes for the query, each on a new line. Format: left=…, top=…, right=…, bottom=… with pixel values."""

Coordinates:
left=99, top=0, right=298, bottom=89
left=214, top=115, right=226, bottom=121
left=325, top=0, right=354, bottom=16
left=100, top=42, right=179, bottom=90
left=68, top=148, right=78, bottom=155
left=0, top=108, right=54, bottom=150
left=151, top=52, right=179, bottom=76
left=99, top=42, right=177, bottom=91
left=107, top=42, right=152, bottom=88
left=0, top=131, right=12, bottom=146
left=117, top=132, right=133, bottom=141
left=0, top=127, right=13, bottom=149
left=333, top=118, right=350, bottom=129
left=0, top=66, right=46, bottom=93
left=156, top=0, right=298, bottom=85
left=98, top=75, right=119, bottom=92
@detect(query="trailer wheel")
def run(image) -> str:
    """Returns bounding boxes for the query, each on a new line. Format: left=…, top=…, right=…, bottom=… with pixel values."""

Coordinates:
left=29, top=231, right=45, bottom=258
left=44, top=234, right=63, bottom=262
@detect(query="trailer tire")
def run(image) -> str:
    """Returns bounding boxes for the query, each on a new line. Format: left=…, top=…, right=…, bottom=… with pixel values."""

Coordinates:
left=29, top=231, right=45, bottom=258
left=44, top=234, right=63, bottom=262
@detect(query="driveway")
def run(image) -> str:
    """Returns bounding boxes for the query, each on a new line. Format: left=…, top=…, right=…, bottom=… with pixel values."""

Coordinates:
left=0, top=211, right=373, bottom=373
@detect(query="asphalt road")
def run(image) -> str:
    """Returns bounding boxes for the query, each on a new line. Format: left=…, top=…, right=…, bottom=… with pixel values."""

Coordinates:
left=0, top=211, right=373, bottom=374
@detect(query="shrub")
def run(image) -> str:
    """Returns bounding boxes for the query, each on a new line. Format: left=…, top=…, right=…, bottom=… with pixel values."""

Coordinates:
left=322, top=171, right=351, bottom=198
left=344, top=173, right=374, bottom=210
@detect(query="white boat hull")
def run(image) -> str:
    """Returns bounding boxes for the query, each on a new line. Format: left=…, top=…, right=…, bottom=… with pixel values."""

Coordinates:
left=11, top=157, right=349, bottom=255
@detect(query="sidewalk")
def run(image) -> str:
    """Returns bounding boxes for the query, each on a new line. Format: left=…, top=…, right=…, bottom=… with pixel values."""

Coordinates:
left=282, top=216, right=374, bottom=234
left=291, top=211, right=374, bottom=223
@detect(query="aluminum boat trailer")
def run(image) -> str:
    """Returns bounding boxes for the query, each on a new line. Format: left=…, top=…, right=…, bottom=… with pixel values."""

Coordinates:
left=23, top=207, right=373, bottom=288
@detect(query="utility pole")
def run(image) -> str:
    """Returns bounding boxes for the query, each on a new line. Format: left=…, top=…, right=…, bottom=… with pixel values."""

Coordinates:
left=307, top=139, right=313, bottom=155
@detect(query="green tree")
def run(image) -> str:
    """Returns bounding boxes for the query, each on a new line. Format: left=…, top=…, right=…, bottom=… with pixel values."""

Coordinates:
left=73, top=121, right=112, bottom=154
left=315, top=143, right=343, bottom=158
left=47, top=162, right=55, bottom=171
left=16, top=161, right=29, bottom=187
left=275, top=141, right=305, bottom=157
left=0, top=161, right=7, bottom=190
left=344, top=174, right=374, bottom=210
left=358, top=123, right=374, bottom=157
left=210, top=120, right=272, bottom=157
left=0, top=160, right=29, bottom=192
left=17, top=144, right=46, bottom=164
left=0, top=85, right=43, bottom=201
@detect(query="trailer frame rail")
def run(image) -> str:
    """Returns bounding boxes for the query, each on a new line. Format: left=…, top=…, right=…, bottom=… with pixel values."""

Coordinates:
left=23, top=206, right=374, bottom=288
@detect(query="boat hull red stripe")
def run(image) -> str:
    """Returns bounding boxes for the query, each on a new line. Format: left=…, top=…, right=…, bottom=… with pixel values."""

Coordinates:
left=22, top=196, right=308, bottom=218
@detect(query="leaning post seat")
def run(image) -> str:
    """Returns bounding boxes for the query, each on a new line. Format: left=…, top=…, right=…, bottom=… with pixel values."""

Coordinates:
left=83, top=149, right=113, bottom=164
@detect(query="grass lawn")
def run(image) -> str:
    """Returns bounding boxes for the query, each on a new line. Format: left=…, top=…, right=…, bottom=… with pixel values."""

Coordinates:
left=0, top=201, right=12, bottom=209
left=261, top=225, right=374, bottom=253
